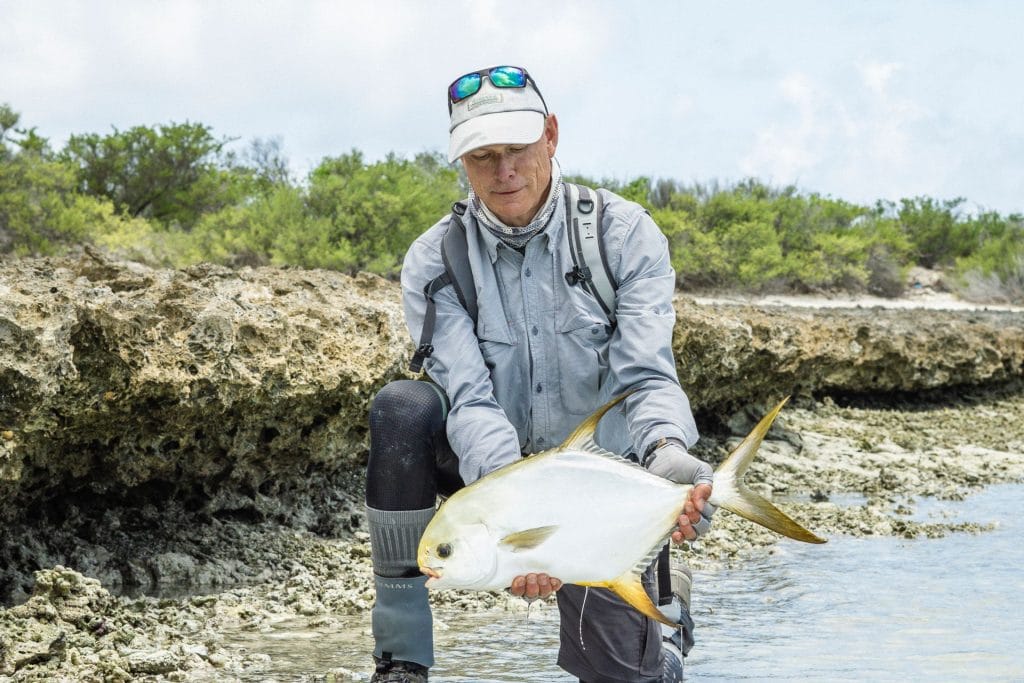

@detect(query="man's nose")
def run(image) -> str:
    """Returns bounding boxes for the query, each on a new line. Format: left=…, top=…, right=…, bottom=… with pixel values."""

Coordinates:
left=495, top=154, right=516, bottom=178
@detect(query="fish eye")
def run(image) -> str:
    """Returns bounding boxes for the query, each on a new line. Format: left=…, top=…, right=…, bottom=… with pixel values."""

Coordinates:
left=436, top=543, right=452, bottom=558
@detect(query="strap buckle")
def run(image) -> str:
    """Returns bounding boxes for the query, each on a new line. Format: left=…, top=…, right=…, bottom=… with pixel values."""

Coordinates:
left=565, top=265, right=592, bottom=286
left=409, top=343, right=434, bottom=373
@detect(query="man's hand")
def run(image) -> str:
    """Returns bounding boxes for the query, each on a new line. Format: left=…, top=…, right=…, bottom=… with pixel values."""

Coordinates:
left=509, top=573, right=562, bottom=601
left=671, top=483, right=714, bottom=543
left=645, top=440, right=716, bottom=542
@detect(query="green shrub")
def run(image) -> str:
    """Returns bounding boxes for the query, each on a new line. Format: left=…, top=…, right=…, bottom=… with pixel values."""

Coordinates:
left=60, top=122, right=247, bottom=229
left=304, top=151, right=462, bottom=276
left=5, top=103, right=1023, bottom=303
left=952, top=219, right=1024, bottom=302
left=0, top=141, right=127, bottom=255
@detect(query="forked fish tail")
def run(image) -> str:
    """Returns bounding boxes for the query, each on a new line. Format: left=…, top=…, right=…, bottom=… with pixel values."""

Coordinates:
left=709, top=397, right=827, bottom=544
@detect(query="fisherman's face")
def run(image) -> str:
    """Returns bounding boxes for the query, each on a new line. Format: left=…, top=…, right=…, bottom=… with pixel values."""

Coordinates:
left=461, top=114, right=559, bottom=228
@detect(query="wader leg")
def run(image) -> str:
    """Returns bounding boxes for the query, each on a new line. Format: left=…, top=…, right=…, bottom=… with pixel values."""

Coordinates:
left=365, top=380, right=462, bottom=671
left=367, top=507, right=436, bottom=667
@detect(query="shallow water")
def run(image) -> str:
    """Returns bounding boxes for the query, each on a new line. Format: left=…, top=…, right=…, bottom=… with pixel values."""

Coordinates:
left=226, top=484, right=1024, bottom=681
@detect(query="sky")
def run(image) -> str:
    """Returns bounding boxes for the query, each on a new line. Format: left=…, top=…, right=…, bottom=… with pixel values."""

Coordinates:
left=3, top=0, right=1023, bottom=215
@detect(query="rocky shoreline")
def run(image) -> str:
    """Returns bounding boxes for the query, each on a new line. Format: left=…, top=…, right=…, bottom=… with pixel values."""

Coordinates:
left=2, top=256, right=1024, bottom=681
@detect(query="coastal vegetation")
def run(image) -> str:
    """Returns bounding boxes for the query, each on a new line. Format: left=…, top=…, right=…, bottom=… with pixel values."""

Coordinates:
left=3, top=104, right=1022, bottom=302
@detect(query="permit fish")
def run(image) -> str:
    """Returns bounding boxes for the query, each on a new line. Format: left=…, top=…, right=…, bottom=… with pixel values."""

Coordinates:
left=417, top=395, right=826, bottom=625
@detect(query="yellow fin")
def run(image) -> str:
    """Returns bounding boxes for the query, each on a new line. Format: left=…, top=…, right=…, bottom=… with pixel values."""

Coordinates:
left=499, top=525, right=558, bottom=552
left=559, top=392, right=634, bottom=450
left=580, top=573, right=675, bottom=627
left=712, top=397, right=827, bottom=544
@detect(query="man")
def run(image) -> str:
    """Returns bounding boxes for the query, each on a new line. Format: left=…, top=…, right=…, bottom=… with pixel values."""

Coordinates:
left=365, top=65, right=714, bottom=683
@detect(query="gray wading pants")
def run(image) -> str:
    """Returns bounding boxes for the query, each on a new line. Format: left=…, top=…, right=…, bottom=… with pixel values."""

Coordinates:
left=556, top=563, right=666, bottom=683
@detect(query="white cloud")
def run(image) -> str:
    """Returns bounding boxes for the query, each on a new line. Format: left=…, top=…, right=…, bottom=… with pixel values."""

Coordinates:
left=739, top=63, right=946, bottom=202
left=739, top=72, right=828, bottom=181
left=859, top=60, right=901, bottom=95
left=2, top=2, right=1023, bottom=213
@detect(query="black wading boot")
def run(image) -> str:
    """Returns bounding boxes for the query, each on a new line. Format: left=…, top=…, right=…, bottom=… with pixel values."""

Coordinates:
left=372, top=653, right=429, bottom=683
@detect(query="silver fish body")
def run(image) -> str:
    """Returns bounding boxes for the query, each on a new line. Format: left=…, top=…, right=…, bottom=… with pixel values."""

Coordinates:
left=417, top=396, right=825, bottom=624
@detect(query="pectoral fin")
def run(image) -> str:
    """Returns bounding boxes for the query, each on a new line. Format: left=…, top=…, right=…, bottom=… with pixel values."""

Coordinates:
left=580, top=573, right=675, bottom=627
left=500, top=525, right=559, bottom=552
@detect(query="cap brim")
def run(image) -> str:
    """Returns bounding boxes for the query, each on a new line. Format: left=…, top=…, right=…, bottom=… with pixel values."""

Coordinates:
left=448, top=110, right=546, bottom=163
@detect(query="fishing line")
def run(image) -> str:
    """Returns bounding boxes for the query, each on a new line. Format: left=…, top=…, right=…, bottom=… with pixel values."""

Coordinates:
left=578, top=587, right=589, bottom=651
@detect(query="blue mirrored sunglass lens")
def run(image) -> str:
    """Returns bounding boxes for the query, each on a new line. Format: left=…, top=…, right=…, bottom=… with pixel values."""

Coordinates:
left=450, top=74, right=482, bottom=102
left=489, top=66, right=527, bottom=88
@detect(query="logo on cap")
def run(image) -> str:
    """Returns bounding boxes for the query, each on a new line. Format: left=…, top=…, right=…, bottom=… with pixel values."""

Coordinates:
left=467, top=94, right=502, bottom=111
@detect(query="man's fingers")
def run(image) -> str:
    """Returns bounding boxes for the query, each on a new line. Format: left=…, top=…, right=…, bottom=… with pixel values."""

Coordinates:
left=683, top=501, right=701, bottom=525
left=510, top=573, right=563, bottom=599
left=534, top=573, right=560, bottom=598
left=674, top=513, right=697, bottom=542
left=692, top=483, right=713, bottom=513
left=686, top=483, right=713, bottom=523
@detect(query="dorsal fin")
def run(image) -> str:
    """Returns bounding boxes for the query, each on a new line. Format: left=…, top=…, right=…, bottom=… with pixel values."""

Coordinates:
left=560, top=392, right=633, bottom=451
left=576, top=440, right=625, bottom=460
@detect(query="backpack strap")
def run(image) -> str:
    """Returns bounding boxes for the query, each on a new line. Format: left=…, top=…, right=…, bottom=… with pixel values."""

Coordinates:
left=409, top=202, right=478, bottom=373
left=564, top=183, right=616, bottom=324
left=442, top=202, right=478, bottom=323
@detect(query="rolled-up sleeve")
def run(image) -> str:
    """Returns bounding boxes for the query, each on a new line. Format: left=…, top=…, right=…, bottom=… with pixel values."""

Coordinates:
left=401, top=224, right=521, bottom=483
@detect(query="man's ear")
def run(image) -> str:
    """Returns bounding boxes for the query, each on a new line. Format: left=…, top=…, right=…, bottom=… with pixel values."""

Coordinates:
left=544, top=114, right=559, bottom=156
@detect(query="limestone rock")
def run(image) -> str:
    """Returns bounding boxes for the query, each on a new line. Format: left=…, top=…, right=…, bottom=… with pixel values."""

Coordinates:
left=0, top=255, right=410, bottom=529
left=673, top=297, right=1024, bottom=414
left=2, top=256, right=1023, bottom=601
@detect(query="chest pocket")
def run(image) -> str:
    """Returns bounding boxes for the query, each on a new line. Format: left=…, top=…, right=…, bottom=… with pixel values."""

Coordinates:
left=476, top=317, right=514, bottom=370
left=477, top=318, right=529, bottom=448
left=556, top=308, right=612, bottom=415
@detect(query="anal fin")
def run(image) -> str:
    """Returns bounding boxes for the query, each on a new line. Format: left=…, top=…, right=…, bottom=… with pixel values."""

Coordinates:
left=580, top=573, right=675, bottom=627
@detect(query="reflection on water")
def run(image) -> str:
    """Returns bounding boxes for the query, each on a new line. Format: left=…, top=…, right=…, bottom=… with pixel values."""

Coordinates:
left=226, top=484, right=1024, bottom=682
left=226, top=608, right=567, bottom=682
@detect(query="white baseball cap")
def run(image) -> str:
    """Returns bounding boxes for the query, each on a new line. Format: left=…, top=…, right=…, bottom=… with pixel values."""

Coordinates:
left=447, top=66, right=548, bottom=163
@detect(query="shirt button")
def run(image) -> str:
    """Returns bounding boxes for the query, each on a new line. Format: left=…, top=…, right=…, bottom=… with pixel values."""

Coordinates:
left=525, top=268, right=532, bottom=277
left=536, top=384, right=543, bottom=393
left=537, top=437, right=545, bottom=445
left=532, top=325, right=539, bottom=335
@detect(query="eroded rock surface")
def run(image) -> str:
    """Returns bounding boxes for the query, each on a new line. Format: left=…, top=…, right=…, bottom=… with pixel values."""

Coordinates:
left=0, top=566, right=270, bottom=681
left=2, top=255, right=1024, bottom=603
left=674, top=298, right=1024, bottom=414
left=1, top=255, right=408, bottom=602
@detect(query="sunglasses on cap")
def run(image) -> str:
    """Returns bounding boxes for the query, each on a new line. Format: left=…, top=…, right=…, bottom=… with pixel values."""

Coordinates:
left=447, top=65, right=548, bottom=113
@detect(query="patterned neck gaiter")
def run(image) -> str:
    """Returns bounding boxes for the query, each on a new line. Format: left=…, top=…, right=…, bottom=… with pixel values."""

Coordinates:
left=469, top=158, right=563, bottom=250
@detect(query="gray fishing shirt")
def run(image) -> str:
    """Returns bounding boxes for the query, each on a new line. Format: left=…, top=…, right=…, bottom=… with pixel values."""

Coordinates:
left=401, top=186, right=699, bottom=484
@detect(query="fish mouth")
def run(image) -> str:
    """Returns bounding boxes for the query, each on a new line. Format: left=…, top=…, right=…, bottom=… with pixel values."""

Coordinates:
left=420, top=566, right=442, bottom=587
